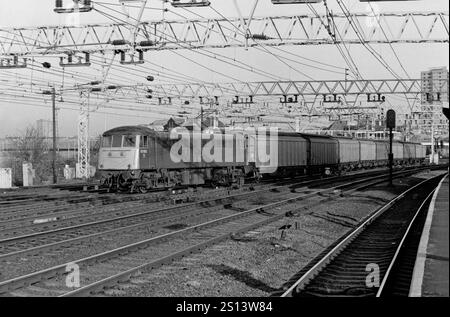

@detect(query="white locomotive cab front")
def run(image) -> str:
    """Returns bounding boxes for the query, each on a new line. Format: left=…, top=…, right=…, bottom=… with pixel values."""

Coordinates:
left=98, top=135, right=140, bottom=170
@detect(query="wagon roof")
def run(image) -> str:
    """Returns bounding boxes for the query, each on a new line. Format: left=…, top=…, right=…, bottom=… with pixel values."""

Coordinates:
left=300, top=133, right=336, bottom=140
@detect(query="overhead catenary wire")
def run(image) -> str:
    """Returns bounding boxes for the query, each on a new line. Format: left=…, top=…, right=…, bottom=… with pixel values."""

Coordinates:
left=94, top=1, right=340, bottom=85
left=93, top=3, right=289, bottom=82
left=336, top=0, right=405, bottom=81
left=0, top=31, right=255, bottom=105
left=367, top=1, right=414, bottom=83
left=307, top=2, right=363, bottom=80
left=207, top=5, right=316, bottom=81
left=172, top=4, right=347, bottom=76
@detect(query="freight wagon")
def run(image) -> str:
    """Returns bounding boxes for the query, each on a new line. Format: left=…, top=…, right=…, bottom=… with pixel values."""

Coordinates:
left=403, top=142, right=416, bottom=164
left=416, top=144, right=427, bottom=162
left=375, top=140, right=389, bottom=166
left=251, top=132, right=308, bottom=176
left=359, top=140, right=377, bottom=167
left=392, top=142, right=404, bottom=164
left=302, top=134, right=339, bottom=174
left=335, top=137, right=360, bottom=171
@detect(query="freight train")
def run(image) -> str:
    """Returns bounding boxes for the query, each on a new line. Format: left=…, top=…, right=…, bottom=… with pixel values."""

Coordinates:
left=97, top=125, right=427, bottom=193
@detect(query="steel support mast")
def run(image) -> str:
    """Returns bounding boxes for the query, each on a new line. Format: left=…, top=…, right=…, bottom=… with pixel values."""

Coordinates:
left=78, top=90, right=90, bottom=179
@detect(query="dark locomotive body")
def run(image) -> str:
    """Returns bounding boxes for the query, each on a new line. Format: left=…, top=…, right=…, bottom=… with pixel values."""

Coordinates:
left=98, top=126, right=250, bottom=192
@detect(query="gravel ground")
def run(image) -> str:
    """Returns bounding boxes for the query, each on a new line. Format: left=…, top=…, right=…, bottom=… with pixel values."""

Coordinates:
left=0, top=186, right=302, bottom=281
left=110, top=170, right=446, bottom=297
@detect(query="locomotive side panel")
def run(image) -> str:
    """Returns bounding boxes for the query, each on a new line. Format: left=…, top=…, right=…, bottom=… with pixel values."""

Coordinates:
left=152, top=132, right=202, bottom=170
left=148, top=132, right=247, bottom=171
left=139, top=135, right=152, bottom=170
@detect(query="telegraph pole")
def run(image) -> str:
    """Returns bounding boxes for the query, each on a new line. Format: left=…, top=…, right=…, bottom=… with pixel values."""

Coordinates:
left=43, top=87, right=58, bottom=184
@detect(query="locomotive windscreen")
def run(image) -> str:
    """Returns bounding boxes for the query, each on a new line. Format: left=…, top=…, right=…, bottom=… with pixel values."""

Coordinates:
left=123, top=135, right=136, bottom=148
left=102, top=136, right=113, bottom=147
left=101, top=135, right=137, bottom=148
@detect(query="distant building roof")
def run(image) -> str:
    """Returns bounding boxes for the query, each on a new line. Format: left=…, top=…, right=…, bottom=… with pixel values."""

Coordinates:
left=148, top=118, right=186, bottom=131
left=327, top=120, right=347, bottom=131
left=150, top=119, right=169, bottom=126
left=182, top=117, right=225, bottom=130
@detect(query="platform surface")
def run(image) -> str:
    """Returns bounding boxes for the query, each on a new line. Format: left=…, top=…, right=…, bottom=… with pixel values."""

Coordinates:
left=410, top=174, right=449, bottom=297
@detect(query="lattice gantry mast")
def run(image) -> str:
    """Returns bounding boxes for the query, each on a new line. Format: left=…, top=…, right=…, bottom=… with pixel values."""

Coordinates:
left=78, top=90, right=90, bottom=179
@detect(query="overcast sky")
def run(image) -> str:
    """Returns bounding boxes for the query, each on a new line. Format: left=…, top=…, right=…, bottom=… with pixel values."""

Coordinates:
left=0, top=0, right=448, bottom=138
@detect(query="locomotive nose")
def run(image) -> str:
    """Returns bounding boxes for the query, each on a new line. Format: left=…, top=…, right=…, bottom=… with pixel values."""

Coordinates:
left=98, top=149, right=140, bottom=170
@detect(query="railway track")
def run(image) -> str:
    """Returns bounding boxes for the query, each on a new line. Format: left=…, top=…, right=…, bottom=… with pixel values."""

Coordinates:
left=0, top=180, right=303, bottom=238
left=0, top=165, right=435, bottom=229
left=0, top=165, right=434, bottom=230
left=0, top=167, right=435, bottom=297
left=0, top=167, right=429, bottom=257
left=279, top=173, right=447, bottom=297
left=0, top=184, right=245, bottom=228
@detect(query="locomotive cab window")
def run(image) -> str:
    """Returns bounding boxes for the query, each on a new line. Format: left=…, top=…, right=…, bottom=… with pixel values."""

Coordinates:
left=123, top=135, right=137, bottom=148
left=112, top=135, right=122, bottom=147
left=102, top=136, right=113, bottom=147
left=141, top=136, right=149, bottom=148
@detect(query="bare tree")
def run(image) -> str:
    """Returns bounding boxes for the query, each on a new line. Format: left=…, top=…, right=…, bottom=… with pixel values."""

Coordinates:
left=15, top=125, right=48, bottom=162
left=10, top=125, right=52, bottom=185
left=90, top=135, right=102, bottom=165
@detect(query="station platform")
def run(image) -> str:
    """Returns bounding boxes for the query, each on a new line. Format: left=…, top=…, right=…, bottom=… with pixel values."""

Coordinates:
left=410, top=174, right=449, bottom=297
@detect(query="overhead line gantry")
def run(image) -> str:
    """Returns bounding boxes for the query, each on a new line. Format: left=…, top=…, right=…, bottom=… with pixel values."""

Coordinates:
left=0, top=11, right=448, bottom=58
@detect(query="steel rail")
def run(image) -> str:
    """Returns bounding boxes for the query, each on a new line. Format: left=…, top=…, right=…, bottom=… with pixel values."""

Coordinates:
left=376, top=173, right=448, bottom=297
left=0, top=175, right=339, bottom=259
left=0, top=167, right=425, bottom=246
left=280, top=174, right=446, bottom=297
